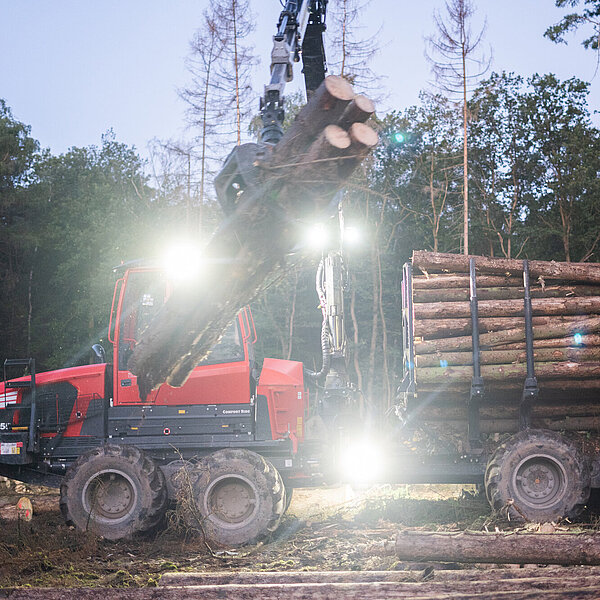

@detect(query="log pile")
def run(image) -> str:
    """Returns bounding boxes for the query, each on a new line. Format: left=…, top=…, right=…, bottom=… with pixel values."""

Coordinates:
left=129, top=76, right=377, bottom=397
left=412, top=252, right=600, bottom=390
left=409, top=252, right=600, bottom=433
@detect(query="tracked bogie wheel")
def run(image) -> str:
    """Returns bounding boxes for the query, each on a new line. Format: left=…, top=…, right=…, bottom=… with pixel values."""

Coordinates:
left=183, top=448, right=286, bottom=548
left=60, top=445, right=168, bottom=540
left=485, top=429, right=590, bottom=522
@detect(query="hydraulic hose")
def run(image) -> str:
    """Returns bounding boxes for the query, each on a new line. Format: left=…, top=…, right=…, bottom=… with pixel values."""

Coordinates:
left=306, top=258, right=332, bottom=382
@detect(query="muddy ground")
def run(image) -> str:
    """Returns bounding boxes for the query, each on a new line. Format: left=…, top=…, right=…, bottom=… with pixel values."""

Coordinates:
left=0, top=482, right=598, bottom=589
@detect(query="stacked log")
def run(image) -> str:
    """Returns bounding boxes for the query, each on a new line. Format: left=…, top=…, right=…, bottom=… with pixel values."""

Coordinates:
left=408, top=251, right=600, bottom=432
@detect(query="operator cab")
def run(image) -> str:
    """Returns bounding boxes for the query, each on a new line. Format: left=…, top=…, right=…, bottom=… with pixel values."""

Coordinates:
left=110, top=266, right=254, bottom=407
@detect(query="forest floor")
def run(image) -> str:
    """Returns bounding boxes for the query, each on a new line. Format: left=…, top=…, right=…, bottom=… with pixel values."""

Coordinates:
left=1, top=481, right=599, bottom=589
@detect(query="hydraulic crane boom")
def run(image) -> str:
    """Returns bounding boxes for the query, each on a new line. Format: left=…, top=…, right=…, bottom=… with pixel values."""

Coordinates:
left=260, top=0, right=328, bottom=144
left=215, top=0, right=327, bottom=215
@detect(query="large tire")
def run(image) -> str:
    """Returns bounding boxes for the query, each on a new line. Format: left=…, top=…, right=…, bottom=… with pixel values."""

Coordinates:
left=60, top=445, right=168, bottom=540
left=485, top=429, right=590, bottom=522
left=184, top=449, right=285, bottom=547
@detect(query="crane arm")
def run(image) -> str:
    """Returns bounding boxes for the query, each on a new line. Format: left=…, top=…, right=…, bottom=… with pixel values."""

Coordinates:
left=260, top=0, right=328, bottom=144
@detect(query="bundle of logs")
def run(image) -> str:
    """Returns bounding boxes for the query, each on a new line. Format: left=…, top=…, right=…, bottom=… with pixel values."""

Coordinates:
left=409, top=251, right=600, bottom=433
left=129, top=76, right=378, bottom=398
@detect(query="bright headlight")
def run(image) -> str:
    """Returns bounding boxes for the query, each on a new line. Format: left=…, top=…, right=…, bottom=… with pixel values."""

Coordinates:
left=161, top=241, right=203, bottom=283
left=305, top=223, right=330, bottom=250
left=339, top=440, right=386, bottom=484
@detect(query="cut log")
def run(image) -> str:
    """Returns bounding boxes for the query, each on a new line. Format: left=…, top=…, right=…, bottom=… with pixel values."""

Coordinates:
left=269, top=75, right=355, bottom=168
left=413, top=296, right=600, bottom=320
left=283, top=123, right=378, bottom=212
left=429, top=416, right=600, bottom=433
left=161, top=571, right=413, bottom=586
left=287, top=125, right=352, bottom=188
left=413, top=315, right=586, bottom=339
left=337, top=94, right=375, bottom=130
left=496, top=333, right=600, bottom=350
left=371, top=530, right=600, bottom=565
left=409, top=400, right=600, bottom=421
left=415, top=378, right=600, bottom=395
left=415, top=347, right=600, bottom=368
left=413, top=273, right=524, bottom=289
left=416, top=361, right=600, bottom=384
left=413, top=285, right=600, bottom=303
left=412, top=250, right=600, bottom=284
left=414, top=317, right=600, bottom=353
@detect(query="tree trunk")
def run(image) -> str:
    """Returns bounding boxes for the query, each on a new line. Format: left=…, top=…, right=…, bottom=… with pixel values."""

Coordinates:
left=268, top=75, right=355, bottom=169
left=129, top=77, right=377, bottom=396
left=496, top=333, right=600, bottom=350
left=371, top=530, right=600, bottom=565
left=416, top=346, right=600, bottom=368
left=413, top=273, right=523, bottom=289
left=412, top=251, right=600, bottom=284
left=416, top=361, right=600, bottom=384
left=412, top=400, right=600, bottom=421
left=413, top=296, right=600, bottom=320
left=413, top=315, right=585, bottom=339
left=428, top=416, right=600, bottom=433
left=413, top=285, right=600, bottom=303
left=414, top=316, right=600, bottom=354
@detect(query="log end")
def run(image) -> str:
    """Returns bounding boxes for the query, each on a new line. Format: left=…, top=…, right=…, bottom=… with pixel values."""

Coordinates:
left=323, top=124, right=352, bottom=149
left=324, top=75, right=356, bottom=102
left=349, top=122, right=379, bottom=149
left=353, top=94, right=375, bottom=115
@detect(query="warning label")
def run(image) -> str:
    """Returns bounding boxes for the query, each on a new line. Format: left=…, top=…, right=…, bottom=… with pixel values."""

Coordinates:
left=0, top=442, right=21, bottom=455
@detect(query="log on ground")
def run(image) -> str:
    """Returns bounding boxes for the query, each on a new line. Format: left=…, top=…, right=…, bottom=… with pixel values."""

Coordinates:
left=371, top=530, right=600, bottom=565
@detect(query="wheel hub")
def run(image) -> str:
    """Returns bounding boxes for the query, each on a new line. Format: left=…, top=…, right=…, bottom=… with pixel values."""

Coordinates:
left=514, top=455, right=566, bottom=508
left=206, top=475, right=258, bottom=526
left=83, top=469, right=137, bottom=523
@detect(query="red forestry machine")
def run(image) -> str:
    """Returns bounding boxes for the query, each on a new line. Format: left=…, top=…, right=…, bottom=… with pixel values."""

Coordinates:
left=0, top=0, right=355, bottom=547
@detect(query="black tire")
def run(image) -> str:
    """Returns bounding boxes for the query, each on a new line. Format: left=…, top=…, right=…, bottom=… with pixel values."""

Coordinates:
left=485, top=429, right=590, bottom=522
left=60, top=445, right=168, bottom=540
left=283, top=481, right=294, bottom=512
left=184, top=449, right=285, bottom=547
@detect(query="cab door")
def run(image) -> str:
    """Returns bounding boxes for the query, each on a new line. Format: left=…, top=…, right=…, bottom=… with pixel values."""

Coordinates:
left=112, top=268, right=251, bottom=407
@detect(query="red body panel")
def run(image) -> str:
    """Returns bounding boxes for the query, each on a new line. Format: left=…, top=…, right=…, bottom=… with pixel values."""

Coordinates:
left=0, top=365, right=105, bottom=437
left=257, top=358, right=307, bottom=450
left=115, top=362, right=251, bottom=407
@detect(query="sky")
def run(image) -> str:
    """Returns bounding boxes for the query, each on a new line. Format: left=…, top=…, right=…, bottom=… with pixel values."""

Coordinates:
left=1, top=0, right=598, bottom=158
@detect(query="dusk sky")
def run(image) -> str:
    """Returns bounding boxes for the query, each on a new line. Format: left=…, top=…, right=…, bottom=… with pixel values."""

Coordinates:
left=2, top=1, right=598, bottom=157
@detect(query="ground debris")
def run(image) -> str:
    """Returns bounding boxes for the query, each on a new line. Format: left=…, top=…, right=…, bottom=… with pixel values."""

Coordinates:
left=1, top=484, right=600, bottom=590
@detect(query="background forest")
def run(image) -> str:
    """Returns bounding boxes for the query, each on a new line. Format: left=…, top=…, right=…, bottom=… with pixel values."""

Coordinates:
left=1, top=0, right=599, bottom=414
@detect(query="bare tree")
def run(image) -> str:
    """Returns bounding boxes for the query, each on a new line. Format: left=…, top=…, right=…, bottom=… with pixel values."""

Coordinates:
left=179, top=0, right=256, bottom=210
left=212, top=0, right=257, bottom=145
left=327, top=0, right=382, bottom=94
left=425, top=0, right=490, bottom=255
left=179, top=12, right=225, bottom=212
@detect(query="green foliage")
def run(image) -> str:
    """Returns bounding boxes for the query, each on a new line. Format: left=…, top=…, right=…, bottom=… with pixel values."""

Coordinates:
left=545, top=0, right=600, bottom=50
left=0, top=100, right=40, bottom=360
left=28, top=132, right=156, bottom=369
